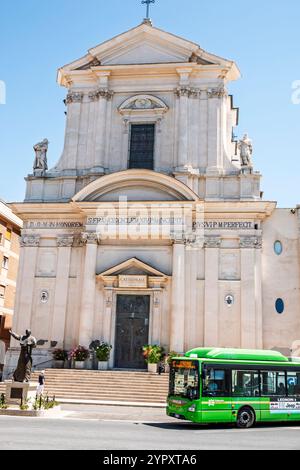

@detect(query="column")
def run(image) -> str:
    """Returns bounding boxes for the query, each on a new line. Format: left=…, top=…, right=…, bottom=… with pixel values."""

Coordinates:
left=15, top=235, right=40, bottom=337
left=176, top=87, right=189, bottom=169
left=255, top=237, right=263, bottom=349
left=199, top=90, right=208, bottom=168
left=204, top=236, right=220, bottom=346
left=79, top=233, right=99, bottom=347
left=94, top=92, right=108, bottom=170
left=62, top=91, right=83, bottom=169
left=175, top=68, right=192, bottom=170
left=151, top=289, right=162, bottom=345
left=170, top=239, right=185, bottom=353
left=102, top=289, right=113, bottom=345
left=50, top=236, right=74, bottom=348
left=240, top=236, right=258, bottom=349
left=94, top=72, right=113, bottom=170
left=207, top=87, right=226, bottom=172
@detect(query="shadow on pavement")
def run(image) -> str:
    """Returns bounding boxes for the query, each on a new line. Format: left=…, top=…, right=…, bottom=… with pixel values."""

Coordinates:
left=144, top=421, right=300, bottom=431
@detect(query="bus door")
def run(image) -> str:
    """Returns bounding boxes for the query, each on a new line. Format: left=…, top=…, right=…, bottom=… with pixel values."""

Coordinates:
left=260, top=370, right=289, bottom=421
left=201, top=366, right=232, bottom=423
left=232, top=369, right=261, bottom=421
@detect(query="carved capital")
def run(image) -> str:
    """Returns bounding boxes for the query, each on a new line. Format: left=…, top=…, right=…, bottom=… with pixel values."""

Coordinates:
left=174, top=87, right=191, bottom=98
left=65, top=92, right=84, bottom=104
left=240, top=236, right=262, bottom=249
left=207, top=87, right=228, bottom=99
left=20, top=235, right=40, bottom=247
left=81, top=232, right=100, bottom=245
left=89, top=88, right=114, bottom=102
left=204, top=236, right=221, bottom=248
left=175, top=87, right=201, bottom=99
left=57, top=235, right=74, bottom=248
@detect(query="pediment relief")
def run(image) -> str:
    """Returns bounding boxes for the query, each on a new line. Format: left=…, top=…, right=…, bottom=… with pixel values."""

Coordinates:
left=119, top=95, right=168, bottom=115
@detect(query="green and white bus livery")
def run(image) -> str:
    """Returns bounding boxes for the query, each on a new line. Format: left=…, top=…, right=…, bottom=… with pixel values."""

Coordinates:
left=167, top=348, right=300, bottom=428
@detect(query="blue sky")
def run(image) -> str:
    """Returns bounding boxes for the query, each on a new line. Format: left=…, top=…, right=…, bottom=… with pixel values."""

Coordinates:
left=0, top=0, right=299, bottom=206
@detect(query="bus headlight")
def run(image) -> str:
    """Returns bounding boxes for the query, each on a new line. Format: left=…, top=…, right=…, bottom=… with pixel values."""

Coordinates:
left=188, top=404, right=196, bottom=412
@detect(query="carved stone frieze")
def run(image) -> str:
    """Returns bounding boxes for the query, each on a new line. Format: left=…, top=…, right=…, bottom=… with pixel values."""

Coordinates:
left=20, top=235, right=40, bottom=247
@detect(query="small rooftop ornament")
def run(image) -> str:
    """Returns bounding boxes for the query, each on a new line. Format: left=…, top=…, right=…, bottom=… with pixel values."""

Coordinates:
left=141, top=0, right=155, bottom=24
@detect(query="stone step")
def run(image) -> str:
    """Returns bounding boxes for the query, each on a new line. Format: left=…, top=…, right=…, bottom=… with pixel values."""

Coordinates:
left=2, top=370, right=170, bottom=405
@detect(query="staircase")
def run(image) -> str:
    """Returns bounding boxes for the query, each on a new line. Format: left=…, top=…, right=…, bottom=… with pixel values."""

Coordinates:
left=8, top=369, right=168, bottom=406
left=0, top=370, right=170, bottom=406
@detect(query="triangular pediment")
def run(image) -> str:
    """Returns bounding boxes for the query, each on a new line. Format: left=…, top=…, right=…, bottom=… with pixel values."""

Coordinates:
left=98, top=257, right=167, bottom=277
left=59, top=22, right=238, bottom=74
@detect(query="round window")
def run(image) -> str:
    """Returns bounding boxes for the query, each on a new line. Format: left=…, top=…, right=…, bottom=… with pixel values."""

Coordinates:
left=275, top=298, right=285, bottom=314
left=274, top=241, right=283, bottom=255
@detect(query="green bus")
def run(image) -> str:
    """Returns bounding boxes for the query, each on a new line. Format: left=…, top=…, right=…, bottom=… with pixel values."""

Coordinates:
left=167, top=348, right=300, bottom=428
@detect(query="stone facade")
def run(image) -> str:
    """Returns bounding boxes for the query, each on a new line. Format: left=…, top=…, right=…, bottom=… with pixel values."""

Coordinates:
left=4, top=22, right=300, bottom=374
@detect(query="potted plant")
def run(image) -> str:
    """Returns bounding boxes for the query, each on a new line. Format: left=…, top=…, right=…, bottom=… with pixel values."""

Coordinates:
left=143, top=345, right=165, bottom=374
left=164, top=351, right=179, bottom=373
left=68, top=346, right=90, bottom=369
left=52, top=349, right=68, bottom=369
left=94, top=342, right=112, bottom=370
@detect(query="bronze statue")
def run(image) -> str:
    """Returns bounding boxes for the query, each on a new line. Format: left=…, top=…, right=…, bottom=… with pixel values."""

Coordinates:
left=9, top=329, right=37, bottom=382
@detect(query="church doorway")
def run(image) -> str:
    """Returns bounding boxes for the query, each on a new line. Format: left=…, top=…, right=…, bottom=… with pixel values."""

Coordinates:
left=114, top=295, right=150, bottom=369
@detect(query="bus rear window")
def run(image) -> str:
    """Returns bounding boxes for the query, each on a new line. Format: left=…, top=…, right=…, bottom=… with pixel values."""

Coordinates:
left=169, top=360, right=199, bottom=400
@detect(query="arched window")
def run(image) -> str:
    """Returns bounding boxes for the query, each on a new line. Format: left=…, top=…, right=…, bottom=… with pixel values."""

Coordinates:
left=275, top=298, right=285, bottom=314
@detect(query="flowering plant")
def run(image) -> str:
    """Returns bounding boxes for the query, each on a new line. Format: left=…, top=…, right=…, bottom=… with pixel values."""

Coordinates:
left=94, top=342, right=112, bottom=362
left=52, top=349, right=68, bottom=361
left=68, top=346, right=90, bottom=362
left=142, top=345, right=165, bottom=364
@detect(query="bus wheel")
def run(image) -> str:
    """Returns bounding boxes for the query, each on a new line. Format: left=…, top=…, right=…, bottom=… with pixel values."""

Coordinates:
left=237, top=407, right=255, bottom=429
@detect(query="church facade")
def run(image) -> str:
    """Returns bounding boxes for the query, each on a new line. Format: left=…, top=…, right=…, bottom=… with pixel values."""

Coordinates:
left=5, top=22, right=300, bottom=373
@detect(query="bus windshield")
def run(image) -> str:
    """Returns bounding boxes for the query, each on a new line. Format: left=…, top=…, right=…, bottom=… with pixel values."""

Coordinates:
left=169, top=360, right=199, bottom=400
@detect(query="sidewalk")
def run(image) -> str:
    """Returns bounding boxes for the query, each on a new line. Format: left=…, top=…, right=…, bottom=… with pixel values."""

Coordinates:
left=58, top=403, right=174, bottom=423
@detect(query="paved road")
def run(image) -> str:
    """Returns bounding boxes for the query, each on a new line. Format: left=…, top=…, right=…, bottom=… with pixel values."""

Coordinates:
left=0, top=413, right=300, bottom=450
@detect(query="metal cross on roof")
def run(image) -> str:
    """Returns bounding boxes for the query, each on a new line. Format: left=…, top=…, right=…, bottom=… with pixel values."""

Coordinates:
left=142, top=0, right=155, bottom=20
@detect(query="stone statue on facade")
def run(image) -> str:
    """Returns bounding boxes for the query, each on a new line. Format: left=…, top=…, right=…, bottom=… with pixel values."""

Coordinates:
left=9, top=329, right=37, bottom=382
left=33, top=139, right=49, bottom=173
left=238, top=134, right=253, bottom=168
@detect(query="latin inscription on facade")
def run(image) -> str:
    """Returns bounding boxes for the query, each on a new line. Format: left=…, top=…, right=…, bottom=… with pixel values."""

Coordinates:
left=118, top=275, right=148, bottom=288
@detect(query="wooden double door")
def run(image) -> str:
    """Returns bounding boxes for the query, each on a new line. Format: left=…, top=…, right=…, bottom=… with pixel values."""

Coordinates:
left=114, top=295, right=150, bottom=369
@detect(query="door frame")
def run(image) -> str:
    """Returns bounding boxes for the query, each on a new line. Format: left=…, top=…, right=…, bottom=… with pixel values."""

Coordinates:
left=109, top=289, right=154, bottom=369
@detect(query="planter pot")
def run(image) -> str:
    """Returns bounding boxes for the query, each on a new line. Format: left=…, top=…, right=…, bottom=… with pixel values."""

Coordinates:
left=98, top=361, right=109, bottom=371
left=148, top=363, right=158, bottom=374
left=53, top=360, right=64, bottom=369
left=74, top=361, right=85, bottom=370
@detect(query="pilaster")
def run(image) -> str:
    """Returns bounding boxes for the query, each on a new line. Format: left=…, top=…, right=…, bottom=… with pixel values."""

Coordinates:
left=79, top=233, right=100, bottom=347
left=204, top=236, right=221, bottom=346
left=50, top=235, right=74, bottom=348
left=240, top=235, right=262, bottom=349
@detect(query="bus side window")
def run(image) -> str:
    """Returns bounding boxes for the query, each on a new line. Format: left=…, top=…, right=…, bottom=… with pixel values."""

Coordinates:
left=287, top=372, right=300, bottom=396
left=203, top=368, right=230, bottom=397
left=232, top=370, right=260, bottom=397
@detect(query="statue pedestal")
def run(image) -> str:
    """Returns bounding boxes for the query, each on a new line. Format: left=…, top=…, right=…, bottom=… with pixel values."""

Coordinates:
left=4, top=381, right=38, bottom=406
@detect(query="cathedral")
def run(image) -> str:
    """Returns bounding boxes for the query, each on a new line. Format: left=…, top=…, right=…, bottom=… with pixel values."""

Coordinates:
left=4, top=20, right=300, bottom=374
